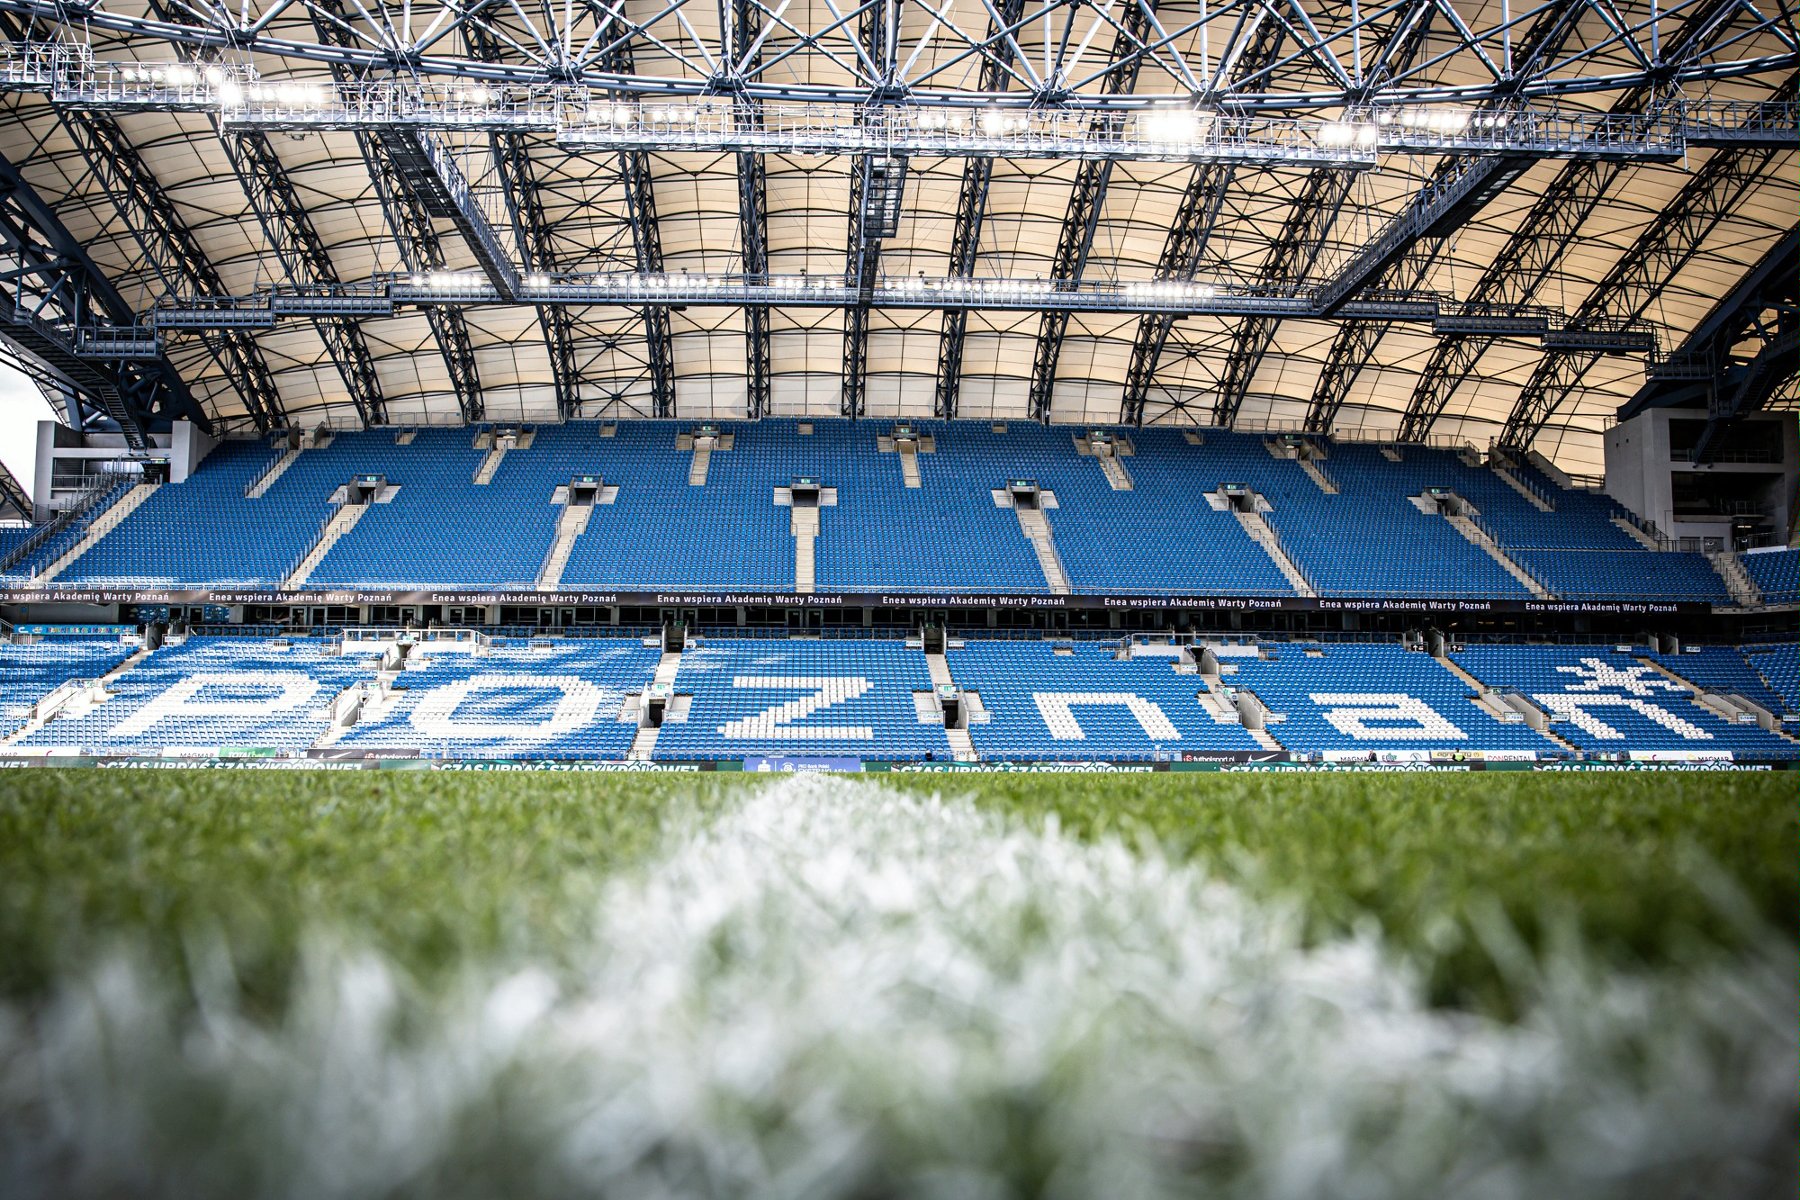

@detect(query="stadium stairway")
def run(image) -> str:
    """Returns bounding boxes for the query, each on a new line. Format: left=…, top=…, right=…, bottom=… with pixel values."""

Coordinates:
left=1441, top=508, right=1553, bottom=598
left=245, top=439, right=304, bottom=498
left=923, top=642, right=977, bottom=762
left=1490, top=462, right=1555, bottom=512
left=34, top=481, right=160, bottom=584
left=680, top=428, right=732, bottom=486
left=284, top=498, right=370, bottom=589
left=1638, top=654, right=1797, bottom=740
left=1434, top=649, right=1578, bottom=752
left=629, top=639, right=685, bottom=760
left=1707, top=550, right=1763, bottom=607
left=1014, top=503, right=1071, bottom=594
left=1610, top=516, right=1662, bottom=549
left=793, top=503, right=819, bottom=594
left=1232, top=507, right=1316, bottom=598
left=537, top=486, right=603, bottom=591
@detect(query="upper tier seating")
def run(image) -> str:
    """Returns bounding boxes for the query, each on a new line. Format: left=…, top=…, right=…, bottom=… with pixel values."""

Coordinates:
left=1741, top=547, right=1798, bottom=604
left=339, top=636, right=661, bottom=758
left=948, top=639, right=1263, bottom=760
left=27, top=420, right=1745, bottom=602
left=0, top=635, right=136, bottom=737
left=654, top=638, right=948, bottom=762
left=1220, top=641, right=1557, bottom=755
left=1449, top=643, right=1799, bottom=760
left=21, top=635, right=385, bottom=752
left=0, top=480, right=135, bottom=584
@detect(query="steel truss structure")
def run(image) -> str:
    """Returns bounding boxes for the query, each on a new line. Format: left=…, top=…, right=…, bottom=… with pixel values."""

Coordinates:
left=1621, top=226, right=1798, bottom=460
left=1498, top=127, right=1789, bottom=447
left=0, top=149, right=203, bottom=444
left=0, top=0, right=1787, bottom=467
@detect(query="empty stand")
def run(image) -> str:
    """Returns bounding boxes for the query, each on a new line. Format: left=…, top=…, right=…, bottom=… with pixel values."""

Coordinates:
left=22, top=635, right=387, bottom=753
left=338, top=635, right=659, bottom=759
left=32, top=479, right=160, bottom=584
left=22, top=419, right=1777, bottom=602
left=1450, top=644, right=1799, bottom=760
left=1738, top=546, right=1796, bottom=605
left=1225, top=642, right=1558, bottom=757
left=654, top=638, right=950, bottom=762
left=948, top=640, right=1261, bottom=761
left=1420, top=489, right=1554, bottom=599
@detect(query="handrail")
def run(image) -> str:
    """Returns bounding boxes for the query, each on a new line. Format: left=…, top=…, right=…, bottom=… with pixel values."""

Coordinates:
left=0, top=475, right=122, bottom=575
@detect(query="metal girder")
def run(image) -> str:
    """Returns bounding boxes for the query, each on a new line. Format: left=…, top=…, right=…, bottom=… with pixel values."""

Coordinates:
left=51, top=108, right=283, bottom=433
left=593, top=37, right=677, bottom=421
left=0, top=458, right=27, bottom=517
left=1119, top=13, right=1288, bottom=428
left=0, top=146, right=202, bottom=446
left=1208, top=166, right=1355, bottom=427
left=1301, top=0, right=1578, bottom=433
left=1206, top=0, right=1436, bottom=429
left=308, top=0, right=483, bottom=424
left=934, top=0, right=1025, bottom=421
left=621, top=146, right=676, bottom=419
left=1498, top=135, right=1787, bottom=450
left=1027, top=0, right=1156, bottom=424
left=464, top=19, right=581, bottom=420
left=1396, top=0, right=1753, bottom=444
left=734, top=0, right=770, bottom=420
left=1, top=0, right=1790, bottom=113
left=382, top=128, right=520, bottom=298
left=144, top=0, right=385, bottom=428
left=221, top=131, right=386, bottom=427
left=488, top=123, right=584, bottom=420
left=1623, top=225, right=1799, bottom=422
left=841, top=0, right=897, bottom=421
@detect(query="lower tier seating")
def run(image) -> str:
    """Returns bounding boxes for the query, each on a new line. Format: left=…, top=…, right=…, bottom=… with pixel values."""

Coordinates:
left=1449, top=643, right=1799, bottom=760
left=655, top=638, right=950, bottom=762
left=19, top=635, right=385, bottom=753
left=1223, top=642, right=1557, bottom=755
left=948, top=640, right=1263, bottom=761
left=10, top=633, right=1797, bottom=763
left=0, top=635, right=137, bottom=737
left=339, top=637, right=661, bottom=759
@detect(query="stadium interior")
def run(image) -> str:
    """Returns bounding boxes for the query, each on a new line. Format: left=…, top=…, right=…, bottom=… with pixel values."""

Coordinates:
left=0, top=0, right=1793, bottom=768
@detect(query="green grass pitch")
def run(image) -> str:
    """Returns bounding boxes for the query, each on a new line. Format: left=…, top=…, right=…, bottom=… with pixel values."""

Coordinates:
left=0, top=768, right=1792, bottom=1197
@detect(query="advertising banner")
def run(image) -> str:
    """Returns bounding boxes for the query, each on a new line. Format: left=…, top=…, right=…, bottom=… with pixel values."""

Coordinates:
left=0, top=586, right=1716, bottom=617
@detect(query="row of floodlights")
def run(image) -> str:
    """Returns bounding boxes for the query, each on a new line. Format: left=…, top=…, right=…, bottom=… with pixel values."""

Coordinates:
left=422, top=273, right=1226, bottom=300
left=100, top=68, right=1504, bottom=147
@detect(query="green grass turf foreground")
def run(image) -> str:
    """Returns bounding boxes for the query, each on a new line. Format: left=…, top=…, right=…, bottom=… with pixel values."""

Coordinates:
left=1, top=769, right=1789, bottom=1013
left=0, top=768, right=1792, bottom=1198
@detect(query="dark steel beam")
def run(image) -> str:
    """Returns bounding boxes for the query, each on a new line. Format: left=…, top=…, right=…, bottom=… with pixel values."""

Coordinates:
left=1027, top=0, right=1156, bottom=424
left=1208, top=1, right=1437, bottom=429
left=1395, top=0, right=1749, bottom=443
left=310, top=0, right=483, bottom=424
left=55, top=111, right=284, bottom=433
left=0, top=146, right=203, bottom=446
left=734, top=0, right=771, bottom=420
left=841, top=0, right=897, bottom=421
left=1307, top=0, right=1666, bottom=434
left=221, top=131, right=387, bottom=427
left=1119, top=11, right=1286, bottom=428
left=934, top=0, right=1025, bottom=420
left=1499, top=136, right=1786, bottom=449
left=1621, top=225, right=1798, bottom=417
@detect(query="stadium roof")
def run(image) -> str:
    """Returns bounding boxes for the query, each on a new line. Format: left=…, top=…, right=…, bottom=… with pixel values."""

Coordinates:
left=0, top=0, right=1793, bottom=473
